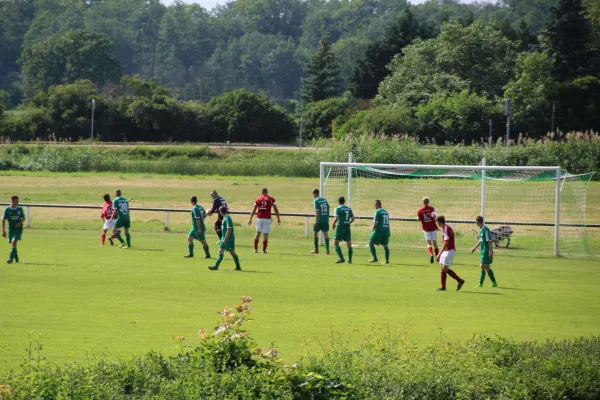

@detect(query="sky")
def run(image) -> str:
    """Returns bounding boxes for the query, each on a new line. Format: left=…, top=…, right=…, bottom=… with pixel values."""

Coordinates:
left=160, top=0, right=491, bottom=10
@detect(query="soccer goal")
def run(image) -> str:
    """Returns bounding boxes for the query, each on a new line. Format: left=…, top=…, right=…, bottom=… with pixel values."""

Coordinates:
left=320, top=156, right=594, bottom=257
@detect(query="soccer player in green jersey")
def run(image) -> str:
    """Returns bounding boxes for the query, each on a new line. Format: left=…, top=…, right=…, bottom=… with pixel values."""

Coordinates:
left=111, top=189, right=132, bottom=248
left=184, top=196, right=211, bottom=259
left=471, top=216, right=498, bottom=288
left=332, top=196, right=355, bottom=264
left=208, top=206, right=241, bottom=271
left=369, top=200, right=391, bottom=264
left=311, top=189, right=330, bottom=254
left=2, top=195, right=25, bottom=264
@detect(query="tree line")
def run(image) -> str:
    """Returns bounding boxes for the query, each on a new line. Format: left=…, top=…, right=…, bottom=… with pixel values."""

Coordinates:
left=0, top=0, right=599, bottom=143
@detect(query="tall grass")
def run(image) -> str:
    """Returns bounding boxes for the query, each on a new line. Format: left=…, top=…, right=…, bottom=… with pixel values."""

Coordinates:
left=1, top=132, right=599, bottom=178
left=2, top=297, right=599, bottom=399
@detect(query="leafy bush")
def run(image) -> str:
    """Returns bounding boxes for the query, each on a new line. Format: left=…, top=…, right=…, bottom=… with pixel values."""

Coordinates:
left=337, top=103, right=413, bottom=137
left=2, top=297, right=600, bottom=399
left=302, top=97, right=350, bottom=140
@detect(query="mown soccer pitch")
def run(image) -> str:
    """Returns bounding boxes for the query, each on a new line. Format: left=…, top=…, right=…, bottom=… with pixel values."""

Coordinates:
left=0, top=171, right=599, bottom=371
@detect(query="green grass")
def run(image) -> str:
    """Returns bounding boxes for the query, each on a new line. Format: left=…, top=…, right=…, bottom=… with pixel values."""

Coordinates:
left=1, top=227, right=599, bottom=372
left=0, top=172, right=599, bottom=372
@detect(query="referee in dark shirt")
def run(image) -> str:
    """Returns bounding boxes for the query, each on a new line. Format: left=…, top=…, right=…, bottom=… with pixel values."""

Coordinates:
left=207, top=191, right=228, bottom=239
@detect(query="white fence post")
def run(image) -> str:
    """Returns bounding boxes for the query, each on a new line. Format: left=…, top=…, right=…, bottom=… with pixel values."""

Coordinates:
left=26, top=206, right=31, bottom=228
left=305, top=216, right=309, bottom=237
left=165, top=211, right=170, bottom=231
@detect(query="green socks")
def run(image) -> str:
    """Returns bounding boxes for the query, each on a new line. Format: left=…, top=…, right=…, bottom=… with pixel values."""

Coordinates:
left=314, top=237, right=319, bottom=251
left=9, top=248, right=15, bottom=260
left=214, top=254, right=224, bottom=269
left=125, top=233, right=131, bottom=247
left=384, top=247, right=390, bottom=263
left=369, top=244, right=377, bottom=259
left=479, top=270, right=486, bottom=285
left=348, top=248, right=353, bottom=262
left=115, top=233, right=124, bottom=243
left=203, top=245, right=210, bottom=258
left=233, top=254, right=241, bottom=269
left=188, top=243, right=194, bottom=256
left=487, top=269, right=496, bottom=283
left=335, top=245, right=344, bottom=260
left=324, top=238, right=330, bottom=252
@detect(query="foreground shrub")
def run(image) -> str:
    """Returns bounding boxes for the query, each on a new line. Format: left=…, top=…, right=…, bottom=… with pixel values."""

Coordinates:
left=1, top=296, right=600, bottom=399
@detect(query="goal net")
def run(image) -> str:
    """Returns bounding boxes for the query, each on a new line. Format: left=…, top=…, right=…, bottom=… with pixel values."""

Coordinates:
left=320, top=160, right=594, bottom=257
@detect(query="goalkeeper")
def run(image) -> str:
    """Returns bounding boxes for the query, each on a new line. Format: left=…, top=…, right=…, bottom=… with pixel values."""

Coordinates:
left=2, top=195, right=26, bottom=264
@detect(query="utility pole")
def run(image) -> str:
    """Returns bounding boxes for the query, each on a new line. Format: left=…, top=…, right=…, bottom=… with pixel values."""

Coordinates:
left=91, top=99, right=96, bottom=141
left=504, top=99, right=511, bottom=150
left=488, top=119, right=492, bottom=146
left=551, top=101, right=556, bottom=133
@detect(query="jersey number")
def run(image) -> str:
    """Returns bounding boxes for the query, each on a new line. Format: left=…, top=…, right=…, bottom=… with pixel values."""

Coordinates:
left=261, top=200, right=267, bottom=208
left=320, top=204, right=328, bottom=214
left=118, top=203, right=128, bottom=213
left=423, top=212, right=432, bottom=222
left=382, top=214, right=389, bottom=227
left=343, top=211, right=351, bottom=223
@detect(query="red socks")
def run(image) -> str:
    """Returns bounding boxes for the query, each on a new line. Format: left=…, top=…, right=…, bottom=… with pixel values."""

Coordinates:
left=254, top=239, right=259, bottom=251
left=427, top=246, right=432, bottom=256
left=101, top=233, right=106, bottom=245
left=441, top=271, right=447, bottom=289
left=448, top=269, right=461, bottom=282
left=263, top=241, right=268, bottom=252
left=434, top=247, right=440, bottom=256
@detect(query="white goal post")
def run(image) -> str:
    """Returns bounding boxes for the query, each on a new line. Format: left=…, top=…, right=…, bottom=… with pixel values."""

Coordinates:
left=320, top=156, right=594, bottom=257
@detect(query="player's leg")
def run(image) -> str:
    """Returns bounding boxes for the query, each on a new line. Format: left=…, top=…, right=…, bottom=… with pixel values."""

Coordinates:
left=254, top=224, right=262, bottom=253
left=200, top=240, right=211, bottom=259
left=443, top=250, right=464, bottom=290
left=476, top=264, right=486, bottom=288
left=262, top=221, right=270, bottom=253
left=323, top=232, right=330, bottom=254
left=438, top=265, right=448, bottom=291
left=485, top=264, right=497, bottom=287
left=124, top=224, right=131, bottom=248
left=209, top=248, right=226, bottom=270
left=346, top=240, right=353, bottom=264
left=185, top=233, right=195, bottom=258
left=333, top=238, right=344, bottom=263
left=101, top=228, right=107, bottom=246
left=369, top=230, right=378, bottom=262
left=432, top=239, right=439, bottom=257
left=312, top=226, right=320, bottom=253
left=112, top=224, right=125, bottom=244
left=230, top=249, right=241, bottom=271
left=383, top=236, right=390, bottom=264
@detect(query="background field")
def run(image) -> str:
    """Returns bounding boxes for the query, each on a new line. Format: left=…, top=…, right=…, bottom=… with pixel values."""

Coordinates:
left=0, top=172, right=599, bottom=372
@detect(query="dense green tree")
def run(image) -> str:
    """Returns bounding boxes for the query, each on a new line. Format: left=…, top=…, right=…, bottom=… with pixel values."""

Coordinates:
left=301, top=39, right=342, bottom=102
left=504, top=51, right=557, bottom=134
left=543, top=0, right=597, bottom=81
left=584, top=0, right=600, bottom=50
left=349, top=7, right=421, bottom=100
left=301, top=97, right=349, bottom=139
left=20, top=29, right=121, bottom=96
left=515, top=20, right=539, bottom=51
left=555, top=76, right=600, bottom=132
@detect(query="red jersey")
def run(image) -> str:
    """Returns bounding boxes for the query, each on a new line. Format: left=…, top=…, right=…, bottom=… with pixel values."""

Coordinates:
left=442, top=225, right=456, bottom=251
left=255, top=195, right=276, bottom=219
left=102, top=202, right=115, bottom=220
left=417, top=205, right=437, bottom=232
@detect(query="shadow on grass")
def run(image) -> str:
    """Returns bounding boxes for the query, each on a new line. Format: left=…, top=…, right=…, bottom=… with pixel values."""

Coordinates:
left=20, top=262, right=71, bottom=267
left=496, top=286, right=539, bottom=292
left=130, top=247, right=165, bottom=251
left=460, top=291, right=504, bottom=295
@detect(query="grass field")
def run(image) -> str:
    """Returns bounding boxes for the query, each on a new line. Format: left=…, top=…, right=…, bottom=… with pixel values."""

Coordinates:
left=0, top=172, right=599, bottom=372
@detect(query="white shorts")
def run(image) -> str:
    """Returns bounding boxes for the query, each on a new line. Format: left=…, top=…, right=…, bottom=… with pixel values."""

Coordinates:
left=256, top=218, right=272, bottom=234
left=423, top=230, right=437, bottom=241
left=439, top=249, right=455, bottom=267
left=103, top=219, right=116, bottom=230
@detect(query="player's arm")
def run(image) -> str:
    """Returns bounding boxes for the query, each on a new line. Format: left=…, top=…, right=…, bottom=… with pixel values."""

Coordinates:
left=471, top=240, right=481, bottom=253
left=248, top=204, right=258, bottom=225
left=196, top=218, right=203, bottom=234
left=332, top=215, right=339, bottom=230
left=314, top=209, right=320, bottom=225
left=273, top=204, right=281, bottom=225
left=128, top=198, right=134, bottom=203
left=223, top=225, right=232, bottom=242
left=488, top=241, right=493, bottom=260
left=1, top=217, right=6, bottom=238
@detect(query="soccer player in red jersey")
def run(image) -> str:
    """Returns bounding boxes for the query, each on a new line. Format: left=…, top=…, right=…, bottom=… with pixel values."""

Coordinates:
left=435, top=215, right=465, bottom=291
left=417, top=197, right=439, bottom=264
left=102, top=193, right=133, bottom=246
left=248, top=188, right=281, bottom=254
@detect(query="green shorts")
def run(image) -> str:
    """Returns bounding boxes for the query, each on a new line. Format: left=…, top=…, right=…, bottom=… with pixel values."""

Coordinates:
left=114, top=217, right=131, bottom=229
left=369, top=231, right=389, bottom=246
left=220, top=237, right=235, bottom=251
left=313, top=220, right=330, bottom=233
left=8, top=228, right=22, bottom=242
left=189, top=228, right=206, bottom=241
left=480, top=254, right=493, bottom=265
left=334, top=225, right=351, bottom=242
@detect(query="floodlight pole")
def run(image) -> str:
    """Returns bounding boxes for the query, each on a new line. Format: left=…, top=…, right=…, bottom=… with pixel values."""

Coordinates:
left=488, top=119, right=492, bottom=146
left=480, top=158, right=486, bottom=219
left=299, top=115, right=303, bottom=153
left=91, top=99, right=96, bottom=141
left=347, top=152, right=353, bottom=208
left=551, top=101, right=556, bottom=133
left=504, top=98, right=511, bottom=150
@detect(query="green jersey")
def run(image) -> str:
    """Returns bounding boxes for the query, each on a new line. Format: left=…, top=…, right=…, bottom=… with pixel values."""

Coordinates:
left=112, top=197, right=130, bottom=218
left=2, top=206, right=25, bottom=230
left=191, top=204, right=207, bottom=231
left=334, top=205, right=354, bottom=226
left=222, top=214, right=235, bottom=239
left=479, top=226, right=492, bottom=255
left=373, top=208, right=390, bottom=236
left=314, top=197, right=330, bottom=223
